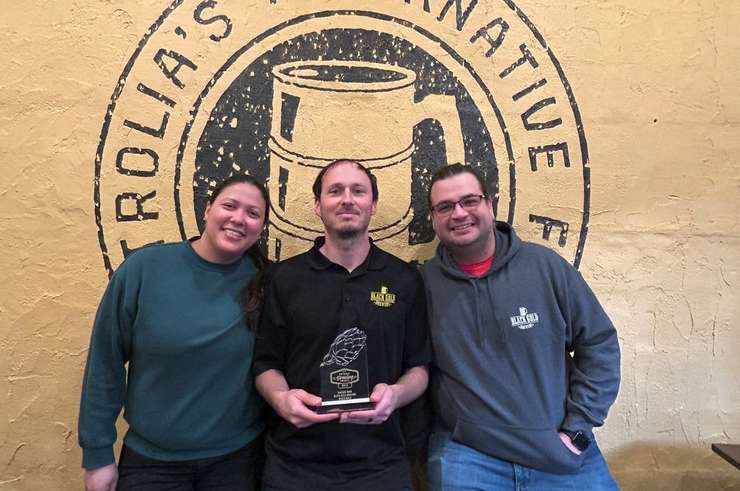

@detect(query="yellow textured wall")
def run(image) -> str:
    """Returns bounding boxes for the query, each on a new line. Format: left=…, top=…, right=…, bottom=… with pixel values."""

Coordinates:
left=1, top=0, right=738, bottom=489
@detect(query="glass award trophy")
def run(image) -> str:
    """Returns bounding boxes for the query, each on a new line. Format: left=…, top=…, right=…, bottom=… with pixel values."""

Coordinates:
left=317, top=327, right=373, bottom=413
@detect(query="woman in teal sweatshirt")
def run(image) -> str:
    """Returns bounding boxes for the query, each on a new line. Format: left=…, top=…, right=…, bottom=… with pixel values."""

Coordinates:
left=79, top=175, right=270, bottom=491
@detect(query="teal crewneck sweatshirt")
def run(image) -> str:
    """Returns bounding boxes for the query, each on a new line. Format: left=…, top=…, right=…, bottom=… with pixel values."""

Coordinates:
left=78, top=241, right=263, bottom=469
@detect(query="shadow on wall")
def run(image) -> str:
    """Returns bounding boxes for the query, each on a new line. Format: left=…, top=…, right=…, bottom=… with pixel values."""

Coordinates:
left=607, top=443, right=740, bottom=490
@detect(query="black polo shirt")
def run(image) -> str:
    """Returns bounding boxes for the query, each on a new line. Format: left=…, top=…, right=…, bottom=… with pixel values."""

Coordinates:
left=253, top=238, right=431, bottom=491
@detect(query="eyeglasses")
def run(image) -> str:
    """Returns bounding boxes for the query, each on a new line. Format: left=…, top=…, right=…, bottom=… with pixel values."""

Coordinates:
left=430, top=194, right=487, bottom=216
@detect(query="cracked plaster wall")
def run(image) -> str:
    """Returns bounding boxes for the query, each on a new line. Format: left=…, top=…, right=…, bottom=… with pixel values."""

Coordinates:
left=0, top=0, right=738, bottom=489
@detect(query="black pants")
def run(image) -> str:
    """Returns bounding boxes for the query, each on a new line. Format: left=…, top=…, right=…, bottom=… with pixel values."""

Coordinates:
left=118, top=439, right=263, bottom=491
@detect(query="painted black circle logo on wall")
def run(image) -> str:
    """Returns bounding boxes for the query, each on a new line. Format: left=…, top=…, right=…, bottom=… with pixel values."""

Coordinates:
left=94, top=0, right=591, bottom=276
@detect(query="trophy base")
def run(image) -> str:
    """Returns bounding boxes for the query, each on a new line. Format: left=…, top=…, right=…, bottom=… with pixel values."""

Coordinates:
left=316, top=398, right=374, bottom=414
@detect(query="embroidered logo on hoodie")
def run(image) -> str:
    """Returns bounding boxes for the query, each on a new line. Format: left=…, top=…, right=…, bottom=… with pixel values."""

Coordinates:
left=510, top=307, right=540, bottom=330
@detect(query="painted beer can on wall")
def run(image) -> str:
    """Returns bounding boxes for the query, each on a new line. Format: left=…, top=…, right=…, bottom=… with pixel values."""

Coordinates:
left=267, top=60, right=465, bottom=259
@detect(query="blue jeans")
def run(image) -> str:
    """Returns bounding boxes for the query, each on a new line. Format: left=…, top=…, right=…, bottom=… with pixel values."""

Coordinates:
left=427, top=432, right=618, bottom=491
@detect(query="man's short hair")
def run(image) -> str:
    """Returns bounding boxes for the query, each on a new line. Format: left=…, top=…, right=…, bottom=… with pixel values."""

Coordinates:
left=428, top=163, right=490, bottom=207
left=312, top=159, right=379, bottom=202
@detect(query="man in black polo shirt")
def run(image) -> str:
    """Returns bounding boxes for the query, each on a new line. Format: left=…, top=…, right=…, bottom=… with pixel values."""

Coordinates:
left=254, top=159, right=430, bottom=491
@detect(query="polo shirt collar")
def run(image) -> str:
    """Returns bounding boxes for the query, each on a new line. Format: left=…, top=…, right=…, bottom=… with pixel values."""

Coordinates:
left=308, top=236, right=387, bottom=272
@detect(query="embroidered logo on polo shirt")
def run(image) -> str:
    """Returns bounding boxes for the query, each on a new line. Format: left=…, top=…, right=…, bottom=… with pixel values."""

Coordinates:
left=370, top=286, right=396, bottom=308
left=510, top=307, right=540, bottom=330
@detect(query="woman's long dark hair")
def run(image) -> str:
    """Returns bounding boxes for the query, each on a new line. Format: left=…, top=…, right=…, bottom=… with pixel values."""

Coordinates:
left=207, top=174, right=271, bottom=330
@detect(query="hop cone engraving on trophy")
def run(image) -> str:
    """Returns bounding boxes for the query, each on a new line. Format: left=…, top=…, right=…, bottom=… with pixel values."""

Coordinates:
left=320, top=327, right=367, bottom=368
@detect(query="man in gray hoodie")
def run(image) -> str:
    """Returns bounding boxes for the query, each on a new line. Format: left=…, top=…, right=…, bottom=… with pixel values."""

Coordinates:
left=421, top=164, right=620, bottom=490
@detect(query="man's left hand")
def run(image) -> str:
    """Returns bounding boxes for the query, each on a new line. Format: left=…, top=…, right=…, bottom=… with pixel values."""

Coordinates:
left=558, top=432, right=583, bottom=455
left=339, top=383, right=398, bottom=425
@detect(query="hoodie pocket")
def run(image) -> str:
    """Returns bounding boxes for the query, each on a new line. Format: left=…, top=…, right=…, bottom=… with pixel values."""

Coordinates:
left=452, top=418, right=585, bottom=474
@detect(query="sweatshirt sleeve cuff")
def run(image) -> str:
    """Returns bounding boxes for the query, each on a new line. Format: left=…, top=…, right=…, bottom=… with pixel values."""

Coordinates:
left=82, top=446, right=115, bottom=470
left=561, top=413, right=594, bottom=438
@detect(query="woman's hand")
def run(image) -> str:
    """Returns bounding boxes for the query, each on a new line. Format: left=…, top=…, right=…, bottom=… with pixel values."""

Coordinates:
left=84, top=463, right=118, bottom=491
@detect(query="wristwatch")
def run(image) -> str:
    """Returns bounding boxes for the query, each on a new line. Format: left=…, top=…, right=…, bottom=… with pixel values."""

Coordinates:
left=564, top=430, right=591, bottom=452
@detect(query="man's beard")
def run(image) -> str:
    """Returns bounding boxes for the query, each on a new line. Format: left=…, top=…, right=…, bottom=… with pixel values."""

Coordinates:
left=336, top=226, right=363, bottom=240
left=324, top=206, right=369, bottom=240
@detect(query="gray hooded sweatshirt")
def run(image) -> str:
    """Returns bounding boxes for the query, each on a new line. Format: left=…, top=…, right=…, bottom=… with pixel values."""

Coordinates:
left=421, top=221, right=620, bottom=473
